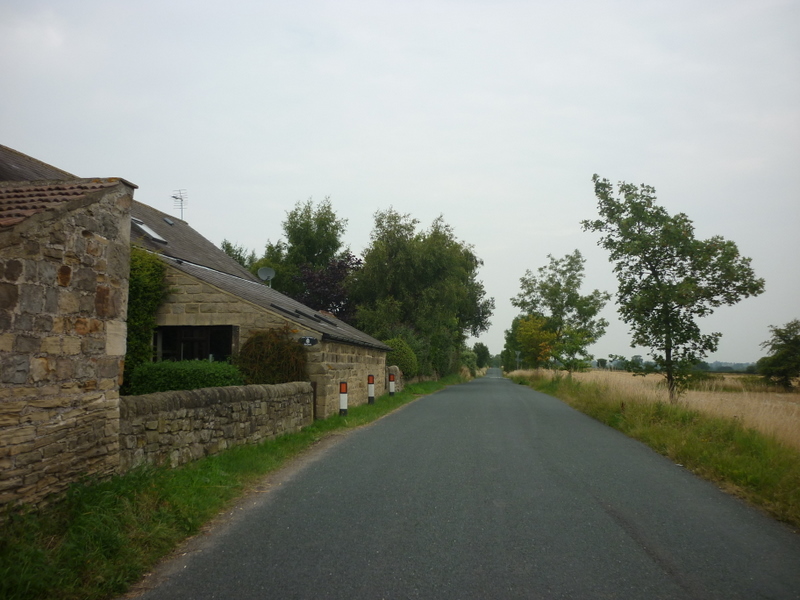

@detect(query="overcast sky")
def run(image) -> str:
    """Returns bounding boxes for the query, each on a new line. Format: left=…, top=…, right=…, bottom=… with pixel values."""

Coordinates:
left=3, top=0, right=798, bottom=362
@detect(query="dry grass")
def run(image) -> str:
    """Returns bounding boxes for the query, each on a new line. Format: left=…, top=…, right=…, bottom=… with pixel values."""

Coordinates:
left=510, top=369, right=800, bottom=452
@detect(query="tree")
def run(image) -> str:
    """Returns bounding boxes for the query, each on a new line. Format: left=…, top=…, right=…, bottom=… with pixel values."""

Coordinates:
left=511, top=250, right=610, bottom=373
left=220, top=239, right=257, bottom=269
left=352, top=209, right=494, bottom=376
left=473, top=342, right=491, bottom=369
left=226, top=197, right=350, bottom=301
left=758, top=319, right=800, bottom=390
left=515, top=314, right=557, bottom=368
left=583, top=175, right=765, bottom=401
left=292, top=252, right=362, bottom=322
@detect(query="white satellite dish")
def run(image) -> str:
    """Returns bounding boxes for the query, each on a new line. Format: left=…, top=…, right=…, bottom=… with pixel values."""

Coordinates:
left=257, top=267, right=276, bottom=287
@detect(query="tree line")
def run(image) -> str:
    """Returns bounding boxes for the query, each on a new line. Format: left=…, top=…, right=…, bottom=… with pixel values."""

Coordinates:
left=222, top=198, right=495, bottom=378
left=504, top=175, right=797, bottom=400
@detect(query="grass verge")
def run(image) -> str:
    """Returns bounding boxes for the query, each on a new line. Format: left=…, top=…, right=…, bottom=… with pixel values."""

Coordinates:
left=509, top=371, right=800, bottom=531
left=0, top=375, right=462, bottom=600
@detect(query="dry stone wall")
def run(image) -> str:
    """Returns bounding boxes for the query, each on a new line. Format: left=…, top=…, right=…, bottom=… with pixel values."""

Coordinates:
left=119, top=382, right=313, bottom=471
left=0, top=182, right=133, bottom=507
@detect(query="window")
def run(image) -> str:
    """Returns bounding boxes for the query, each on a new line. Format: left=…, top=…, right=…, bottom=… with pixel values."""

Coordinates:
left=154, top=326, right=236, bottom=362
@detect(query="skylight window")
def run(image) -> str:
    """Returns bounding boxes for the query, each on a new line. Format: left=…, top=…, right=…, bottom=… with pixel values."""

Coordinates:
left=131, top=217, right=167, bottom=244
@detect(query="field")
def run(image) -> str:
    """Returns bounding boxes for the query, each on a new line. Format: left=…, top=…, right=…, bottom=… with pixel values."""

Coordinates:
left=511, top=369, right=800, bottom=452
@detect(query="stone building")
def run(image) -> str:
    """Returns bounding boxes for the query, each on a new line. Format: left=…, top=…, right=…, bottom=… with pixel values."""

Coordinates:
left=0, top=144, right=134, bottom=507
left=130, top=200, right=391, bottom=419
left=0, top=143, right=391, bottom=508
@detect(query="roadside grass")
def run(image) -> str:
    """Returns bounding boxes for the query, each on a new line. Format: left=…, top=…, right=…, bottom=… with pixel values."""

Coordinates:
left=509, top=370, right=800, bottom=531
left=0, top=375, right=462, bottom=600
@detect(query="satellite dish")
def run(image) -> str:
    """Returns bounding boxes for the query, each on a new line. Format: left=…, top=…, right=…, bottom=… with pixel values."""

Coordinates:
left=257, top=267, right=276, bottom=287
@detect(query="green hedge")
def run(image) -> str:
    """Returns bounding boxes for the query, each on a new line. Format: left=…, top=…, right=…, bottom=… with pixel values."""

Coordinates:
left=384, top=337, right=418, bottom=378
left=125, top=360, right=245, bottom=395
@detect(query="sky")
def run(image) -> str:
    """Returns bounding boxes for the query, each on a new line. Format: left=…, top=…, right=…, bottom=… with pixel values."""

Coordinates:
left=2, top=0, right=798, bottom=363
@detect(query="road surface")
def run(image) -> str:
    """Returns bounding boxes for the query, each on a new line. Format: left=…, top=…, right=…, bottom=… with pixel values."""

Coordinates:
left=129, top=369, right=800, bottom=599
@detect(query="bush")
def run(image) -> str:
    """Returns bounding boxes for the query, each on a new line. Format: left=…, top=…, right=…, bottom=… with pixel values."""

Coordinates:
left=384, top=336, right=418, bottom=378
left=125, top=360, right=245, bottom=395
left=460, top=350, right=477, bottom=377
left=233, top=326, right=308, bottom=384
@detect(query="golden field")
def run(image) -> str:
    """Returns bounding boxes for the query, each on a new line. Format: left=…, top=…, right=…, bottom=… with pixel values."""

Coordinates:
left=510, top=369, right=800, bottom=452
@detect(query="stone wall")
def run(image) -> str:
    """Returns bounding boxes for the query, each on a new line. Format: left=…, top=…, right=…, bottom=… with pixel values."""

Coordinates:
left=156, top=268, right=291, bottom=341
left=0, top=181, right=133, bottom=507
left=307, top=341, right=388, bottom=418
left=119, top=382, right=313, bottom=471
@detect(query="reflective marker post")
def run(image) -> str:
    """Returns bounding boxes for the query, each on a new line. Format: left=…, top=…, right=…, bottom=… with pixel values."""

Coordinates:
left=339, top=381, right=348, bottom=416
left=368, top=375, right=375, bottom=404
left=389, top=373, right=396, bottom=397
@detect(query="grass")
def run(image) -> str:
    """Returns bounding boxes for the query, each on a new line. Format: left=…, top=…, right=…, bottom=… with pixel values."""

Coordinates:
left=509, top=369, right=800, bottom=531
left=0, top=375, right=463, bottom=600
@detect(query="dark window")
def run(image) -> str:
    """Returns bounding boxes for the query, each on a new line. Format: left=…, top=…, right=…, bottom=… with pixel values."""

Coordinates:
left=155, top=326, right=235, bottom=362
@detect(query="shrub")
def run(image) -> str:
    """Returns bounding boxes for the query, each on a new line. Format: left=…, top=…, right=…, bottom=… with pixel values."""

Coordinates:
left=384, top=336, right=418, bottom=378
left=460, top=350, right=478, bottom=377
left=233, top=326, right=308, bottom=384
left=126, top=360, right=245, bottom=395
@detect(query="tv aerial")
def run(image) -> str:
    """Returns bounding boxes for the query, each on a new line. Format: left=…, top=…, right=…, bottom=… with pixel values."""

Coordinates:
left=172, top=190, right=188, bottom=220
left=257, top=266, right=276, bottom=287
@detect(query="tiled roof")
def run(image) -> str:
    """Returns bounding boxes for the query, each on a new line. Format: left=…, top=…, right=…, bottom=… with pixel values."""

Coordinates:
left=165, top=257, right=392, bottom=351
left=0, top=144, right=77, bottom=181
left=0, top=178, right=135, bottom=228
left=130, top=201, right=258, bottom=281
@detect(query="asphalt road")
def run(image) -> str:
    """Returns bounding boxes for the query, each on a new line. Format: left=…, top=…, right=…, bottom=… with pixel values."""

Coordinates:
left=130, top=369, right=800, bottom=599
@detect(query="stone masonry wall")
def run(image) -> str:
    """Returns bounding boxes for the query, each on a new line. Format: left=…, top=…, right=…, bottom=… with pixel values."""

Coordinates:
left=119, top=382, right=313, bottom=471
left=156, top=268, right=289, bottom=342
left=306, top=341, right=388, bottom=419
left=0, top=182, right=133, bottom=507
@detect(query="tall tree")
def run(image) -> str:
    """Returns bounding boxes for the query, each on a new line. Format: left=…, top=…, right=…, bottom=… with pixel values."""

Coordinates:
left=352, top=209, right=494, bottom=376
left=511, top=250, right=610, bottom=373
left=515, top=314, right=557, bottom=368
left=472, top=342, right=491, bottom=369
left=225, top=197, right=349, bottom=300
left=758, top=319, right=800, bottom=390
left=583, top=174, right=765, bottom=401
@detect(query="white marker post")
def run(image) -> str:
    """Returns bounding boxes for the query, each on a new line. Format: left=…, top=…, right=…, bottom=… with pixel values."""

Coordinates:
left=389, top=373, right=396, bottom=397
left=339, top=381, right=348, bottom=416
left=368, top=374, right=375, bottom=404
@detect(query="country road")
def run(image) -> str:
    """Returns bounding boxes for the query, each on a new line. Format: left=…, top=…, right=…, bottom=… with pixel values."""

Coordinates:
left=128, top=369, right=800, bottom=599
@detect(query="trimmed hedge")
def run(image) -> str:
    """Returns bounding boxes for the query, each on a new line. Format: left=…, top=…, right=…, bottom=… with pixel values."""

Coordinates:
left=384, top=337, right=418, bottom=378
left=125, top=360, right=245, bottom=395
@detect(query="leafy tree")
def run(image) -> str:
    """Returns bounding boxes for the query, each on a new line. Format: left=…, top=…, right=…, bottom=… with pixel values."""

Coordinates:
left=596, top=358, right=608, bottom=369
left=226, top=197, right=350, bottom=302
left=511, top=250, right=610, bottom=373
left=352, top=209, right=494, bottom=376
left=583, top=174, right=765, bottom=401
left=460, top=350, right=478, bottom=377
left=758, top=319, right=800, bottom=390
left=292, top=252, right=362, bottom=322
left=515, top=314, right=557, bottom=367
left=473, top=342, right=491, bottom=369
left=220, top=239, right=257, bottom=269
